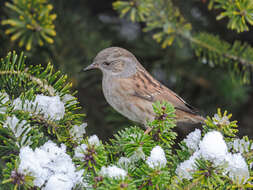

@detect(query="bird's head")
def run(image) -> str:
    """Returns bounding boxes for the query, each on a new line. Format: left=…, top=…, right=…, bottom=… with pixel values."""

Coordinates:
left=83, top=47, right=139, bottom=77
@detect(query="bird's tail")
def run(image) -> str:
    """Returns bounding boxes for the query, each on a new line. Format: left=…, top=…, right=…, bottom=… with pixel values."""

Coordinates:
left=176, top=109, right=206, bottom=125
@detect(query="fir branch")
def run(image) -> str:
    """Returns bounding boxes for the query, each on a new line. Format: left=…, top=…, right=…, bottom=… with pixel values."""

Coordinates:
left=0, top=52, right=84, bottom=147
left=183, top=176, right=203, bottom=190
left=0, top=70, right=55, bottom=96
left=187, top=33, right=253, bottom=68
left=1, top=0, right=57, bottom=50
left=0, top=51, right=75, bottom=97
left=1, top=51, right=253, bottom=189
left=113, top=0, right=253, bottom=83
left=208, top=0, right=253, bottom=33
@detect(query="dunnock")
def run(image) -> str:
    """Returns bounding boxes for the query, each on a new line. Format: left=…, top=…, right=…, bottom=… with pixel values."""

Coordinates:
left=84, top=47, right=204, bottom=128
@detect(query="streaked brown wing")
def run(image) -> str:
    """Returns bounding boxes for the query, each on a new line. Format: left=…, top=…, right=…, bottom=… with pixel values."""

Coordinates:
left=128, top=71, right=197, bottom=115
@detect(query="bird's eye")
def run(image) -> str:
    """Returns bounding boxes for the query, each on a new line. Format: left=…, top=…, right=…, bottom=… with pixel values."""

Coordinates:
left=103, top=61, right=110, bottom=66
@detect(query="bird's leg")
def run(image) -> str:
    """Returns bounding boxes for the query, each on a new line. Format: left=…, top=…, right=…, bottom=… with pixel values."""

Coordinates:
left=144, top=127, right=153, bottom=135
left=144, top=124, right=153, bottom=135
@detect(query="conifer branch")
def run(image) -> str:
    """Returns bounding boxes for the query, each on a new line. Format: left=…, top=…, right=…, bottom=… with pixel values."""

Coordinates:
left=113, top=0, right=253, bottom=83
left=184, top=33, right=253, bottom=68
left=1, top=0, right=57, bottom=50
left=208, top=0, right=253, bottom=33
left=0, top=70, right=55, bottom=96
left=0, top=52, right=253, bottom=189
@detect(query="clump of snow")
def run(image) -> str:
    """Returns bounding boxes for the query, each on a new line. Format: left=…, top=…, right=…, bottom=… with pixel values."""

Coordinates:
left=176, top=130, right=250, bottom=184
left=118, top=157, right=131, bottom=169
left=184, top=129, right=201, bottom=151
left=34, top=95, right=65, bottom=120
left=43, top=174, right=74, bottom=190
left=199, top=131, right=228, bottom=165
left=3, top=115, right=31, bottom=146
left=13, top=94, right=65, bottom=121
left=13, top=98, right=33, bottom=112
left=88, top=135, right=100, bottom=146
left=0, top=92, right=9, bottom=114
left=227, top=138, right=253, bottom=154
left=70, top=123, right=87, bottom=142
left=129, top=147, right=146, bottom=162
left=176, top=151, right=200, bottom=180
left=74, top=144, right=88, bottom=160
left=146, top=146, right=167, bottom=169
left=100, top=165, right=127, bottom=179
left=18, top=141, right=84, bottom=189
left=61, top=94, right=78, bottom=106
left=4, top=115, right=30, bottom=138
left=226, top=153, right=249, bottom=184
left=0, top=92, right=9, bottom=103
left=43, top=170, right=87, bottom=190
left=73, top=135, right=100, bottom=160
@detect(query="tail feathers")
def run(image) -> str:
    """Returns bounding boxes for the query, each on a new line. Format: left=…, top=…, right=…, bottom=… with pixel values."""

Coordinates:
left=175, top=109, right=206, bottom=125
left=193, top=114, right=206, bottom=124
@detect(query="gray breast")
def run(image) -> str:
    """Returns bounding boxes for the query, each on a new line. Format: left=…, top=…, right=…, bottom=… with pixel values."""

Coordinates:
left=102, top=75, right=149, bottom=124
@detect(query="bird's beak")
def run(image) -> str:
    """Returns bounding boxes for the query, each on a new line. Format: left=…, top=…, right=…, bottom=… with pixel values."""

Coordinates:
left=83, top=62, right=98, bottom=71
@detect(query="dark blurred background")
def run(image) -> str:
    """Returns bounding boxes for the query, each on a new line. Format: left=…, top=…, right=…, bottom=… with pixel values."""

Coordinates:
left=0, top=0, right=252, bottom=140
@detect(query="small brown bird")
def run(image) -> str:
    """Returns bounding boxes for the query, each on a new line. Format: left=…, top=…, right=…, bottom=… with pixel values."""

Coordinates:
left=84, top=47, right=204, bottom=129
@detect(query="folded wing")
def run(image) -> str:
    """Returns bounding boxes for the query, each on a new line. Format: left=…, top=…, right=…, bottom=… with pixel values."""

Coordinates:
left=129, top=70, right=198, bottom=115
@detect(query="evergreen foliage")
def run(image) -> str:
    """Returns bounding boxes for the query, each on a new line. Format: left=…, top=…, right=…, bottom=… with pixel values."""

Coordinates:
left=1, top=0, right=57, bottom=50
left=113, top=0, right=253, bottom=83
left=193, top=32, right=253, bottom=83
left=208, top=0, right=253, bottom=33
left=0, top=52, right=253, bottom=189
left=1, top=1, right=253, bottom=189
left=1, top=0, right=251, bottom=139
